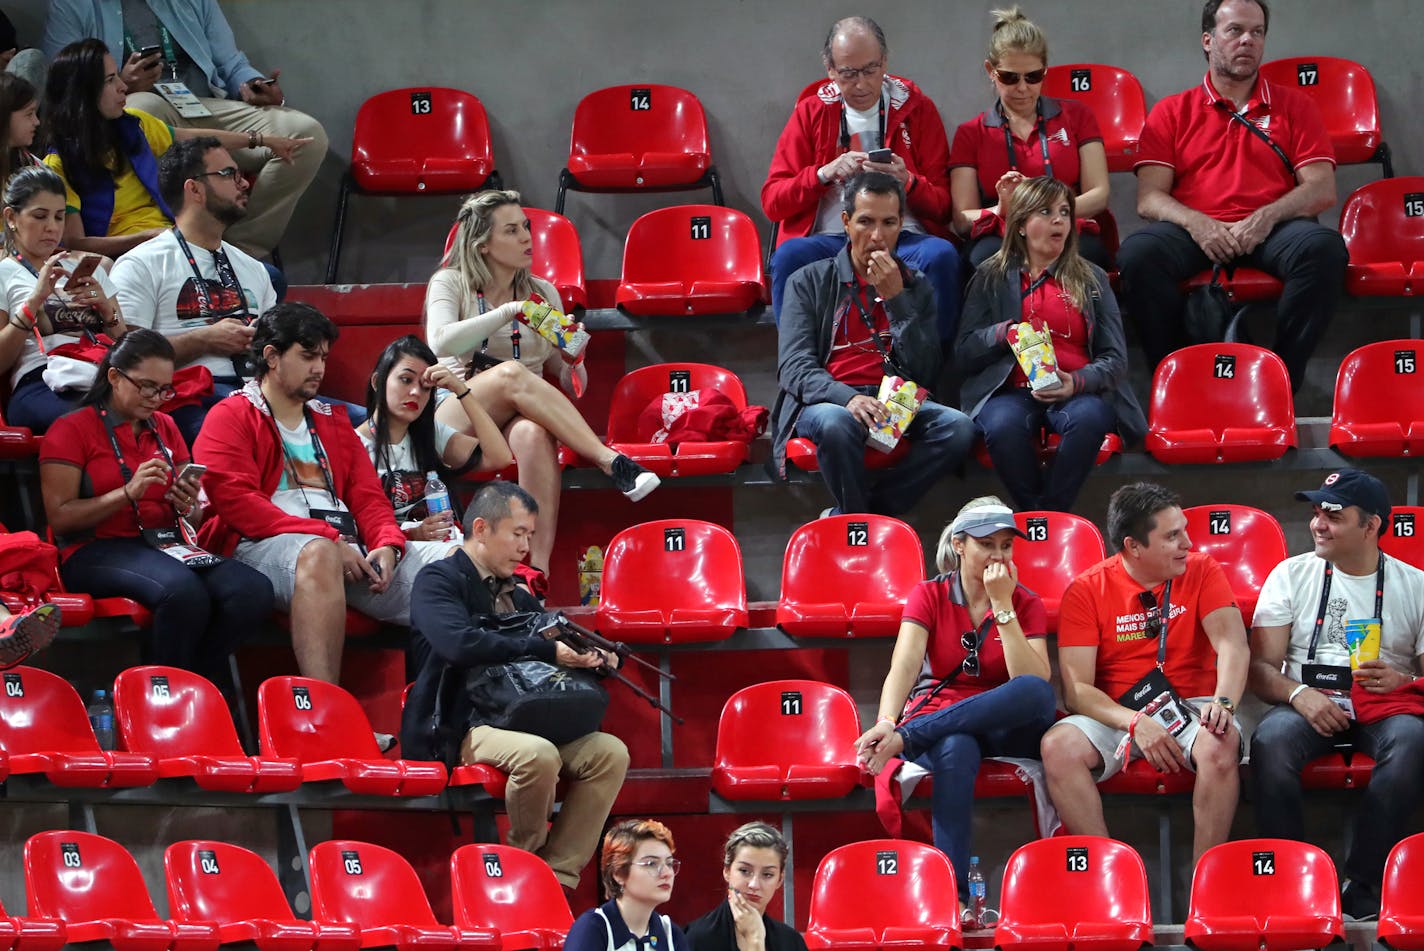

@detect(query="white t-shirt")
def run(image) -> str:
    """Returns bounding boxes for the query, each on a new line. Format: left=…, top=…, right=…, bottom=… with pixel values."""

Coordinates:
left=109, top=229, right=276, bottom=380
left=812, top=89, right=923, bottom=236
left=358, top=420, right=457, bottom=521
left=269, top=414, right=347, bottom=519
left=1253, top=550, right=1424, bottom=680
left=423, top=271, right=563, bottom=378
left=0, top=255, right=118, bottom=388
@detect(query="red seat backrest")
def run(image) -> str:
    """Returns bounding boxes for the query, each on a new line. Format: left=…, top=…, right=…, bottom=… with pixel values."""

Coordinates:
left=569, top=85, right=710, bottom=160
left=1186, top=839, right=1341, bottom=934
left=310, top=841, right=442, bottom=929
left=1381, top=507, right=1424, bottom=571
left=807, top=839, right=961, bottom=940
left=606, top=363, right=748, bottom=442
left=25, top=830, right=160, bottom=920
left=1380, top=832, right=1424, bottom=938
left=1012, top=511, right=1106, bottom=606
left=714, top=680, right=861, bottom=775
left=1150, top=344, right=1295, bottom=434
left=620, top=205, right=763, bottom=286
left=1259, top=57, right=1382, bottom=163
left=1334, top=341, right=1424, bottom=429
left=1340, top=177, right=1424, bottom=268
left=350, top=87, right=494, bottom=191
left=258, top=676, right=381, bottom=762
left=779, top=515, right=924, bottom=613
left=114, top=666, right=244, bottom=759
left=998, top=835, right=1152, bottom=935
left=1039, top=63, right=1147, bottom=172
left=600, top=519, right=746, bottom=617
left=441, top=209, right=587, bottom=310
left=449, top=844, right=573, bottom=935
left=166, top=839, right=301, bottom=924
left=1181, top=505, right=1287, bottom=607
left=0, top=666, right=103, bottom=755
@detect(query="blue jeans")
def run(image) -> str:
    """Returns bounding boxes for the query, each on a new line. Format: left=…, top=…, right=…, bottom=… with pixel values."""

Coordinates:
left=897, top=676, right=1057, bottom=899
left=794, top=394, right=974, bottom=515
left=976, top=389, right=1116, bottom=512
left=770, top=232, right=963, bottom=342
left=6, top=373, right=83, bottom=434
left=169, top=378, right=368, bottom=450
left=1252, top=704, right=1424, bottom=886
left=61, top=537, right=275, bottom=679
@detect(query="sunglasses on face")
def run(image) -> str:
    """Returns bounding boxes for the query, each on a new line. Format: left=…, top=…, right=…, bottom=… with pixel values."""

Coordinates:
left=994, top=68, right=1046, bottom=86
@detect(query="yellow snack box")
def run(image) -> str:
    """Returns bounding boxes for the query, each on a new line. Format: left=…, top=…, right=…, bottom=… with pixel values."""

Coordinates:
left=1007, top=320, right=1061, bottom=392
left=520, top=294, right=590, bottom=359
left=867, top=375, right=928, bottom=453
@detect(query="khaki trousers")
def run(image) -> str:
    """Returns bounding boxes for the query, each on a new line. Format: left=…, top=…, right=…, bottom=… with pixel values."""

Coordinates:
left=127, top=91, right=327, bottom=258
left=461, top=725, right=629, bottom=889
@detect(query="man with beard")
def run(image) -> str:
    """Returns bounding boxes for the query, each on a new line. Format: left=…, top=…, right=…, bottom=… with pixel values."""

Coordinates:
left=1117, top=0, right=1346, bottom=391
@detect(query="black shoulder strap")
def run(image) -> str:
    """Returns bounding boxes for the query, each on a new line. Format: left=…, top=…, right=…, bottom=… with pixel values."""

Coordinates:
left=1218, top=102, right=1294, bottom=175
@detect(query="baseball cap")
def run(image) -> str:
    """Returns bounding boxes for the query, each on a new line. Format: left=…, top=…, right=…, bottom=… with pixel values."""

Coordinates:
left=1295, top=469, right=1391, bottom=525
left=950, top=504, right=1028, bottom=539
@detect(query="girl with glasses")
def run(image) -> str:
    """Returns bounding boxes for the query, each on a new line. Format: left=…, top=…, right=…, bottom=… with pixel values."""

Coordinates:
left=685, top=822, right=806, bottom=951
left=39, top=327, right=274, bottom=679
left=565, top=819, right=689, bottom=951
left=948, top=7, right=1112, bottom=270
left=854, top=496, right=1055, bottom=910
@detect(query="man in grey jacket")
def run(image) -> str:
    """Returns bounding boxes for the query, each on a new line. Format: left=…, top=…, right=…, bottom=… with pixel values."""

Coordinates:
left=771, top=170, right=974, bottom=515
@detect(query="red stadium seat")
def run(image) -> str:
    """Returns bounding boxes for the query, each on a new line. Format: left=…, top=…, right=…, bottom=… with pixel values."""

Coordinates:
left=711, top=680, right=862, bottom=801
left=166, top=840, right=361, bottom=951
left=1340, top=178, right=1424, bottom=297
left=1146, top=344, right=1297, bottom=464
left=605, top=363, right=753, bottom=477
left=1040, top=64, right=1147, bottom=173
left=0, top=666, right=157, bottom=788
left=1382, top=507, right=1424, bottom=571
left=442, top=209, right=588, bottom=312
left=1184, top=839, right=1343, bottom=951
left=257, top=677, right=447, bottom=797
left=1259, top=57, right=1391, bottom=174
left=784, top=437, right=908, bottom=472
left=327, top=87, right=501, bottom=283
left=0, top=895, right=63, bottom=951
left=996, top=836, right=1153, bottom=951
left=309, top=841, right=499, bottom=951
left=1379, top=833, right=1424, bottom=950
left=1330, top=341, right=1424, bottom=457
left=615, top=205, right=765, bottom=316
left=556, top=84, right=722, bottom=213
left=595, top=519, right=748, bottom=643
left=805, top=839, right=962, bottom=951
left=974, top=432, right=1122, bottom=470
left=776, top=515, right=925, bottom=638
left=1302, top=752, right=1375, bottom=791
left=1012, top=512, right=1106, bottom=633
left=1181, top=505, right=1286, bottom=627
left=25, top=830, right=219, bottom=951
left=0, top=406, right=40, bottom=459
left=114, top=666, right=302, bottom=793
left=449, top=845, right=572, bottom=951
left=1181, top=268, right=1283, bottom=302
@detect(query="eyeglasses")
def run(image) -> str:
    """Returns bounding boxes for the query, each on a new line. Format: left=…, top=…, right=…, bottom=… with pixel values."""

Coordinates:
left=833, top=60, right=884, bottom=81
left=195, top=167, right=242, bottom=181
left=994, top=68, right=1046, bottom=86
left=631, top=857, right=682, bottom=874
left=960, top=630, right=982, bottom=677
left=116, top=368, right=176, bottom=401
left=1138, top=591, right=1164, bottom=640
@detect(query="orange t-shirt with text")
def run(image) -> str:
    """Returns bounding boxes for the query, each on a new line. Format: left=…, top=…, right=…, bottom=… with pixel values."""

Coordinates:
left=1057, top=551, right=1238, bottom=700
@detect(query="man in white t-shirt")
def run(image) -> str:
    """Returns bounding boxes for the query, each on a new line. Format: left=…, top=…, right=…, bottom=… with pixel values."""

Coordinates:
left=1248, top=468, right=1424, bottom=921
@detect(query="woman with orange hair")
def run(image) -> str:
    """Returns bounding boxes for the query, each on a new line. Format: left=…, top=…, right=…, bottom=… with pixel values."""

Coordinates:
left=564, top=819, right=690, bottom=951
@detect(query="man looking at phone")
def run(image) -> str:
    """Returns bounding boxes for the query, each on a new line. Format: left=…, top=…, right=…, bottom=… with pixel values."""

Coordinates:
left=43, top=0, right=326, bottom=258
left=771, top=170, right=973, bottom=516
left=1041, top=481, right=1247, bottom=861
left=1248, top=469, right=1424, bottom=921
left=762, top=16, right=959, bottom=340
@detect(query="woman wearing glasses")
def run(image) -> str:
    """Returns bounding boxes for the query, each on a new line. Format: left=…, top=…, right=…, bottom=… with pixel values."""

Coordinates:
left=948, top=7, right=1110, bottom=269
left=565, top=819, right=690, bottom=951
left=39, top=328, right=273, bottom=678
left=685, top=822, right=806, bottom=951
left=854, top=497, right=1055, bottom=907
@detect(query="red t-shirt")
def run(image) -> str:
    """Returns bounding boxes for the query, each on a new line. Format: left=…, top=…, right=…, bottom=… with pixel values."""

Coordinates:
left=900, top=574, right=1047, bottom=713
left=1010, top=271, right=1089, bottom=387
left=40, top=406, right=190, bottom=557
left=948, top=97, right=1103, bottom=203
left=825, top=281, right=891, bottom=386
left=1134, top=74, right=1335, bottom=222
left=1057, top=551, right=1238, bottom=700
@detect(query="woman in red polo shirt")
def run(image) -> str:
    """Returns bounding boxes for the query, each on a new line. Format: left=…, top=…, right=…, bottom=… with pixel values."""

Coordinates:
left=948, top=7, right=1111, bottom=269
left=855, top=497, right=1055, bottom=907
left=957, top=176, right=1146, bottom=512
left=39, top=328, right=273, bottom=678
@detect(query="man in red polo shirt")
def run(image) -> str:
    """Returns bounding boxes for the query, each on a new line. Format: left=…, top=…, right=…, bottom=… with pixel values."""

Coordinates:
left=1117, top=0, right=1346, bottom=391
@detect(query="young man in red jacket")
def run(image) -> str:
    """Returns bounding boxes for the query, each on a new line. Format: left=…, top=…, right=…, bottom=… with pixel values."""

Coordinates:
left=195, top=303, right=443, bottom=683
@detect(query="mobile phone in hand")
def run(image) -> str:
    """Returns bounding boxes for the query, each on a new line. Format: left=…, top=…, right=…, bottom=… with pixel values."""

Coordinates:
left=66, top=254, right=102, bottom=285
left=867, top=147, right=893, bottom=164
left=137, top=45, right=163, bottom=61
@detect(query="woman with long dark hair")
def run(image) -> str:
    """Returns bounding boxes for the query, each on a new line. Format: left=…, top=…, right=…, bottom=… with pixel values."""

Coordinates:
left=41, top=39, right=307, bottom=257
left=358, top=335, right=511, bottom=544
left=39, top=327, right=273, bottom=677
left=0, top=72, right=41, bottom=187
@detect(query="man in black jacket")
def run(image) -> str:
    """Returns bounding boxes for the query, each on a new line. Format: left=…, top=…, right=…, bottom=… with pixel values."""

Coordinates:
left=401, top=482, right=628, bottom=890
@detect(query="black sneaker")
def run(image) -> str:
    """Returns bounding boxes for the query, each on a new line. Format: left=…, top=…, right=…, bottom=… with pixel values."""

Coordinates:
left=1341, top=879, right=1379, bottom=922
left=0, top=603, right=60, bottom=669
left=610, top=454, right=660, bottom=502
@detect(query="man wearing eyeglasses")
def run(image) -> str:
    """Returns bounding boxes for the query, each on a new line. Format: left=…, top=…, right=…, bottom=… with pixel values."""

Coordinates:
left=1041, top=481, right=1248, bottom=861
left=1117, top=0, right=1346, bottom=392
left=763, top=16, right=960, bottom=343
left=1247, top=469, right=1424, bottom=921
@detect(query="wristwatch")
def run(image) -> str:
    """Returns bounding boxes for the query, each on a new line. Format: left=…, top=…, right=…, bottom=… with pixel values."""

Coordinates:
left=1215, top=696, right=1236, bottom=713
left=993, top=607, right=1017, bottom=625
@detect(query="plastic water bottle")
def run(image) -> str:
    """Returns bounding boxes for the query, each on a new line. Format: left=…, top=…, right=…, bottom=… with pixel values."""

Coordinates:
left=967, top=856, right=987, bottom=929
left=87, top=689, right=114, bottom=750
left=423, top=471, right=457, bottom=542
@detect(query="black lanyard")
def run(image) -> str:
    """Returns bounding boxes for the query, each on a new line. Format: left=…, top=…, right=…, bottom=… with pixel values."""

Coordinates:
left=97, top=405, right=179, bottom=532
left=1147, top=579, right=1174, bottom=669
left=841, top=279, right=902, bottom=378
left=475, top=290, right=519, bottom=360
left=261, top=395, right=341, bottom=508
left=1000, top=100, right=1054, bottom=182
left=174, top=228, right=251, bottom=377
left=839, top=93, right=887, bottom=150
left=1308, top=553, right=1385, bottom=660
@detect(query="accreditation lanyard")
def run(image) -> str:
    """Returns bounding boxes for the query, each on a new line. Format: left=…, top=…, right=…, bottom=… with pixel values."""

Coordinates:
left=841, top=279, right=902, bottom=379
left=124, top=24, right=180, bottom=78
left=1307, top=554, right=1385, bottom=660
left=1147, top=579, right=1173, bottom=670
left=261, top=396, right=355, bottom=544
left=13, top=254, right=102, bottom=344
left=999, top=100, right=1055, bottom=182
left=839, top=93, right=887, bottom=151
left=97, top=405, right=180, bottom=534
left=174, top=228, right=251, bottom=377
left=475, top=291, right=520, bottom=361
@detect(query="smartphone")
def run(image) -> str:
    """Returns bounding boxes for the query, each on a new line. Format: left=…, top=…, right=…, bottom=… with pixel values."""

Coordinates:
left=177, top=463, right=207, bottom=482
left=250, top=76, right=277, bottom=87
left=66, top=254, right=102, bottom=286
left=136, top=44, right=163, bottom=61
left=867, top=147, right=893, bottom=164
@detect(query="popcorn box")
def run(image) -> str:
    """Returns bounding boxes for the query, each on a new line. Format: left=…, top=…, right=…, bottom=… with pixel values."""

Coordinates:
left=1346, top=618, right=1382, bottom=669
left=866, top=375, right=928, bottom=453
left=519, top=294, right=590, bottom=359
left=1007, top=320, right=1061, bottom=392
left=577, top=545, right=604, bottom=606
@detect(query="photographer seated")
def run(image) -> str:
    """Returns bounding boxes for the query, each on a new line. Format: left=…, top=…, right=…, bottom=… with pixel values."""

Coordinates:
left=400, top=482, right=629, bottom=891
